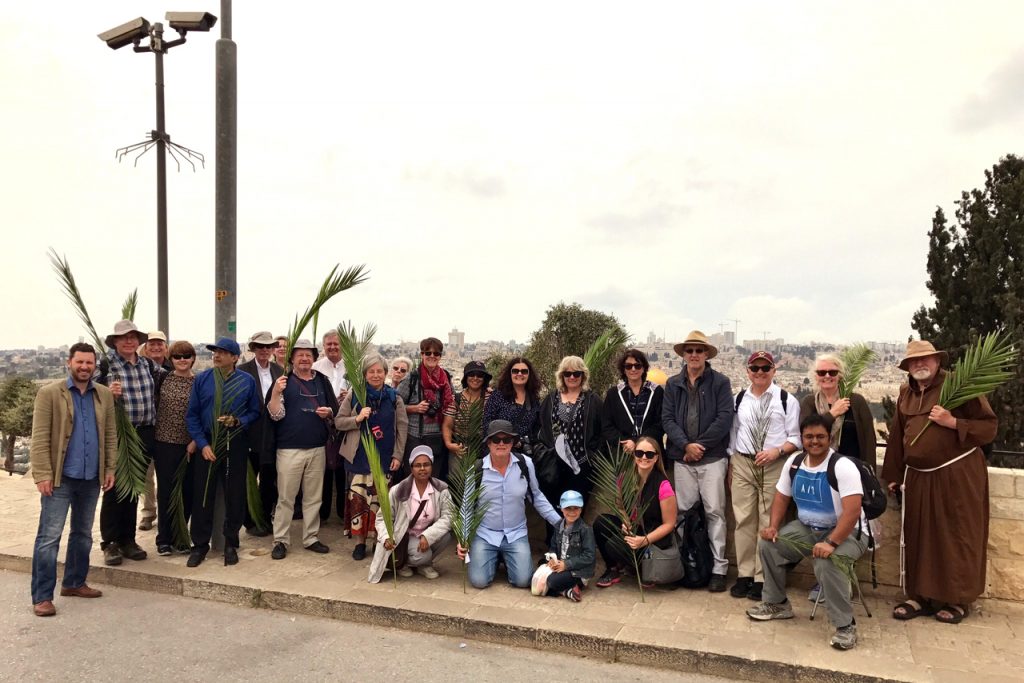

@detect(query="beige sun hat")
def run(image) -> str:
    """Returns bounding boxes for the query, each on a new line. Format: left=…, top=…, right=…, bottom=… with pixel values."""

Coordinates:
left=247, top=330, right=277, bottom=350
left=673, top=330, right=718, bottom=360
left=105, top=320, right=148, bottom=348
left=146, top=330, right=167, bottom=343
left=898, top=340, right=949, bottom=371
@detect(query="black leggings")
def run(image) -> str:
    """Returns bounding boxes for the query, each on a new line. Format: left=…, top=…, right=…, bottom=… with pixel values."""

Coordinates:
left=546, top=570, right=584, bottom=595
left=594, top=514, right=639, bottom=570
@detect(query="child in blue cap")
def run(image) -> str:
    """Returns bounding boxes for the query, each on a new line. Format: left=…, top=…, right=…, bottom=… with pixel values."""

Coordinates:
left=533, top=489, right=596, bottom=601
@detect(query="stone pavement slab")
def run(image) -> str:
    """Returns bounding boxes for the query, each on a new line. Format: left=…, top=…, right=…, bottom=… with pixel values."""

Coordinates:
left=3, top=473, right=1022, bottom=682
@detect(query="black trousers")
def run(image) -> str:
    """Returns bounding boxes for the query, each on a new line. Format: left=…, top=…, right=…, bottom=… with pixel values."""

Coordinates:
left=320, top=465, right=345, bottom=521
left=190, top=436, right=247, bottom=550
left=594, top=514, right=637, bottom=570
left=243, top=450, right=278, bottom=531
left=100, top=424, right=155, bottom=548
left=153, top=439, right=194, bottom=547
left=546, top=570, right=584, bottom=595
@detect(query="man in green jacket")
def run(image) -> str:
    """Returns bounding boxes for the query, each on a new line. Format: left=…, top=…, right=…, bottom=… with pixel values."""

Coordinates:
left=29, top=342, right=117, bottom=617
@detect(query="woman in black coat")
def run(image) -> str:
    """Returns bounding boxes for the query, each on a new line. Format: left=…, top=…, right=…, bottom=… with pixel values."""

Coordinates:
left=601, top=348, right=664, bottom=456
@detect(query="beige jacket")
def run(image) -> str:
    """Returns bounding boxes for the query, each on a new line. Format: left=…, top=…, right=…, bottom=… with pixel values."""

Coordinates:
left=30, top=379, right=117, bottom=487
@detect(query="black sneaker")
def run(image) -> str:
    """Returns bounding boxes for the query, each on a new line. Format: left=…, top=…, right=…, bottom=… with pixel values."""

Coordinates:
left=352, top=543, right=367, bottom=561
left=186, top=548, right=207, bottom=568
left=305, top=541, right=330, bottom=554
left=747, top=582, right=764, bottom=601
left=271, top=543, right=287, bottom=560
left=708, top=573, right=727, bottom=593
left=730, top=577, right=753, bottom=598
left=596, top=568, right=622, bottom=588
left=157, top=545, right=173, bottom=556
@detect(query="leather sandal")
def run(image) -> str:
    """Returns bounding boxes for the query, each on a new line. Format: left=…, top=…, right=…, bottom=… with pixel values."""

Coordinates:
left=892, top=599, right=934, bottom=620
left=935, top=604, right=969, bottom=624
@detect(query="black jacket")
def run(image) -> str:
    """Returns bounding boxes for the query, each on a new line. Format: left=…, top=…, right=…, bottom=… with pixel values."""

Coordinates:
left=601, top=381, right=664, bottom=454
left=238, top=359, right=284, bottom=464
left=661, top=363, right=733, bottom=463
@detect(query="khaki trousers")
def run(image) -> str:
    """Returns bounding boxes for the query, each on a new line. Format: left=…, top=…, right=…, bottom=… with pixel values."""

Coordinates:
left=731, top=455, right=785, bottom=581
left=273, top=447, right=325, bottom=548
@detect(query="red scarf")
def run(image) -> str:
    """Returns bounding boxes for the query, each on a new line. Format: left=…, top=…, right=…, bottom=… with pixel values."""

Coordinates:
left=420, top=364, right=454, bottom=424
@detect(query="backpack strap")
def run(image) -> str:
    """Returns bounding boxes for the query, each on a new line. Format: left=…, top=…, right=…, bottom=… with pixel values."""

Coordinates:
left=513, top=453, right=533, bottom=503
left=780, top=389, right=788, bottom=413
left=734, top=389, right=746, bottom=412
left=787, top=451, right=806, bottom=484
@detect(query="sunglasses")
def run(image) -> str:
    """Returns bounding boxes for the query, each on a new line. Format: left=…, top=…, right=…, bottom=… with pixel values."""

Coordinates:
left=623, top=362, right=643, bottom=370
left=633, top=449, right=658, bottom=460
left=682, top=347, right=706, bottom=355
left=562, top=370, right=584, bottom=378
left=748, top=365, right=774, bottom=373
left=510, top=367, right=530, bottom=375
left=466, top=372, right=486, bottom=379
left=815, top=369, right=840, bottom=377
left=171, top=354, right=194, bottom=360
left=392, top=366, right=408, bottom=373
left=489, top=436, right=514, bottom=445
left=421, top=350, right=441, bottom=357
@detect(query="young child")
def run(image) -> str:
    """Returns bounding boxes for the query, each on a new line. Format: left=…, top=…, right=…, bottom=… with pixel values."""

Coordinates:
left=541, top=490, right=596, bottom=601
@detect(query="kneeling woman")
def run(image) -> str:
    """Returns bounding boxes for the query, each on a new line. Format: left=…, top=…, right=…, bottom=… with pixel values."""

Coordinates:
left=594, top=436, right=679, bottom=588
left=369, top=446, right=452, bottom=583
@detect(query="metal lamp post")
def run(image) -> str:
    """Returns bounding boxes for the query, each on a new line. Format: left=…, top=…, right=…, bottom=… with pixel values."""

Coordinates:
left=98, top=12, right=218, bottom=336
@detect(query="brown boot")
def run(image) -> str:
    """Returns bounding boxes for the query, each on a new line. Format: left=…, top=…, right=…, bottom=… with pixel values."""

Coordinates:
left=60, top=585, right=103, bottom=598
left=33, top=600, right=56, bottom=617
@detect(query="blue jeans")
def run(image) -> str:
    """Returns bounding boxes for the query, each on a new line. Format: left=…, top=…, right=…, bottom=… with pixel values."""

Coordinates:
left=467, top=534, right=534, bottom=588
left=31, top=477, right=100, bottom=604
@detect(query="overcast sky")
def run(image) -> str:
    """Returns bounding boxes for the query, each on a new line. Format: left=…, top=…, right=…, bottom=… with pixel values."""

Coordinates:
left=2, top=1, right=1021, bottom=350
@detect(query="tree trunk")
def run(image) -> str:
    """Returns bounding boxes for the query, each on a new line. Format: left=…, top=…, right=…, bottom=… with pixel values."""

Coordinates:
left=2, top=433, right=14, bottom=475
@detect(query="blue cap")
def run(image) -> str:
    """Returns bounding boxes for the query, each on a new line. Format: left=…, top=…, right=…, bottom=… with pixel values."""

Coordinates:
left=559, top=490, right=584, bottom=509
left=206, top=337, right=241, bottom=356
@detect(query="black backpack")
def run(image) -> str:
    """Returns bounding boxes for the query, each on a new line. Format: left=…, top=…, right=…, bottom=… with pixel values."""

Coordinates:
left=676, top=501, right=714, bottom=588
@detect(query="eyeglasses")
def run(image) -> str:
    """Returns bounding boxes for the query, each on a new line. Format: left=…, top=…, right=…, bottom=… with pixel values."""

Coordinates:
left=815, top=369, right=840, bottom=377
left=682, top=347, right=706, bottom=355
left=421, top=350, right=441, bottom=357
left=623, top=362, right=643, bottom=370
left=171, top=354, right=194, bottom=360
left=411, top=462, right=433, bottom=469
left=562, top=370, right=584, bottom=378
left=489, top=436, right=514, bottom=445
left=466, top=372, right=486, bottom=379
left=392, top=366, right=408, bottom=373
left=510, top=367, right=530, bottom=375
left=633, top=450, right=658, bottom=460
left=748, top=365, right=773, bottom=373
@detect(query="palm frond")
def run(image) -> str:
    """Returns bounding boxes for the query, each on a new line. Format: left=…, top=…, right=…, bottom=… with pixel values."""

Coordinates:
left=778, top=532, right=857, bottom=584
left=910, top=330, right=1016, bottom=445
left=113, top=406, right=148, bottom=501
left=121, top=289, right=139, bottom=322
left=246, top=459, right=267, bottom=530
left=283, top=265, right=369, bottom=365
left=169, top=453, right=191, bottom=548
left=838, top=344, right=877, bottom=398
left=589, top=446, right=649, bottom=600
left=203, top=368, right=249, bottom=505
left=583, top=327, right=630, bottom=377
left=47, top=248, right=105, bottom=351
left=336, top=320, right=377, bottom=408
left=448, top=447, right=490, bottom=593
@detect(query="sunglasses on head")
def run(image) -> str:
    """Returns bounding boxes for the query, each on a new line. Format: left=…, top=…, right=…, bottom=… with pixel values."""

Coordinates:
left=562, top=370, right=584, bottom=378
left=510, top=367, right=530, bottom=375
left=748, top=365, right=773, bottom=373
left=489, top=435, right=514, bottom=445
left=623, top=362, right=643, bottom=370
left=633, top=449, right=658, bottom=460
left=421, top=350, right=441, bottom=357
left=171, top=354, right=194, bottom=360
left=815, top=369, right=840, bottom=377
left=682, top=347, right=705, bottom=355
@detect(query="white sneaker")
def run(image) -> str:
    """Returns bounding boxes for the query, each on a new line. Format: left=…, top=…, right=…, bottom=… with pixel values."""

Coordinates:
left=419, top=565, right=440, bottom=580
left=398, top=565, right=414, bottom=578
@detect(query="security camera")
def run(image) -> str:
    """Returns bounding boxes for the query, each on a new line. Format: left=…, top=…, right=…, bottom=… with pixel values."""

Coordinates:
left=98, top=17, right=151, bottom=50
left=165, top=11, right=218, bottom=33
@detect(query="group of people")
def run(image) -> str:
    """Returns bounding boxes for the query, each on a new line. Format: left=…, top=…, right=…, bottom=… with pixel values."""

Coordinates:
left=29, top=324, right=997, bottom=653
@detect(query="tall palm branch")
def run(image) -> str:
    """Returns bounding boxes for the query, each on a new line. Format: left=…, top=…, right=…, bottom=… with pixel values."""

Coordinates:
left=738, top=392, right=772, bottom=514
left=202, top=367, right=248, bottom=506
left=121, top=289, right=139, bottom=322
left=589, top=447, right=650, bottom=601
left=282, top=265, right=368, bottom=366
left=910, top=330, right=1016, bottom=445
left=838, top=344, right=876, bottom=399
left=48, top=249, right=148, bottom=501
left=448, top=399, right=490, bottom=592
left=583, top=327, right=630, bottom=379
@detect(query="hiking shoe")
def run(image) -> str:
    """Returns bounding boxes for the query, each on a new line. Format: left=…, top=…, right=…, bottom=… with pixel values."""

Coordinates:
left=596, top=568, right=622, bottom=588
left=398, top=565, right=414, bottom=578
left=138, top=517, right=155, bottom=531
left=157, top=545, right=173, bottom=556
left=120, top=542, right=148, bottom=561
left=271, top=543, right=287, bottom=560
left=747, top=582, right=763, bottom=601
left=807, top=583, right=822, bottom=602
left=103, top=544, right=123, bottom=566
left=746, top=601, right=795, bottom=621
left=830, top=624, right=858, bottom=650
left=419, top=565, right=440, bottom=580
left=565, top=585, right=582, bottom=602
left=304, top=541, right=330, bottom=554
left=730, top=576, right=753, bottom=598
left=708, top=574, right=727, bottom=593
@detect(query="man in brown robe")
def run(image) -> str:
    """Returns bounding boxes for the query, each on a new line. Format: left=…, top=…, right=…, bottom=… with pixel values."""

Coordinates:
left=881, top=340, right=997, bottom=624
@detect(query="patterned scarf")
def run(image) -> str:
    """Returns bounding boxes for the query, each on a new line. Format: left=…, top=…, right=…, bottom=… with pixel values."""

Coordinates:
left=419, top=364, right=454, bottom=425
left=813, top=390, right=845, bottom=448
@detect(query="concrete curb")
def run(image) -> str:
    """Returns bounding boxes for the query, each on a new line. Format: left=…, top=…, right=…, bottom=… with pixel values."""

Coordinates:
left=4, top=551, right=914, bottom=683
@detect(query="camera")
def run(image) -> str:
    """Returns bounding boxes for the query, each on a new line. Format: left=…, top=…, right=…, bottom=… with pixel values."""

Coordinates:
left=425, top=394, right=442, bottom=418
left=371, top=424, right=384, bottom=441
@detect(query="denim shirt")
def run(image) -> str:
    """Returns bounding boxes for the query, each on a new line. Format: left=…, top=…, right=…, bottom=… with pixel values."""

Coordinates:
left=63, top=377, right=99, bottom=480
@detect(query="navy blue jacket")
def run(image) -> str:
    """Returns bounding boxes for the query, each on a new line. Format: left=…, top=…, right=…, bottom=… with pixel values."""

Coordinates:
left=661, top=363, right=734, bottom=464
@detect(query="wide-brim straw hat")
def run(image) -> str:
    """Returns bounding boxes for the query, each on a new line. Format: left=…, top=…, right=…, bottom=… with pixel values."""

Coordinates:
left=898, top=340, right=948, bottom=371
left=673, top=330, right=718, bottom=359
left=105, top=320, right=148, bottom=348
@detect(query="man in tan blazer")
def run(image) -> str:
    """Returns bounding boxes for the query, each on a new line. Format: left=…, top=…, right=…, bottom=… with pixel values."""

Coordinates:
left=29, top=342, right=117, bottom=617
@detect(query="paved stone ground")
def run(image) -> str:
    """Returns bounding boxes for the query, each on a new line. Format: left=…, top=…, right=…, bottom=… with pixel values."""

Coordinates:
left=2, top=473, right=1022, bottom=682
